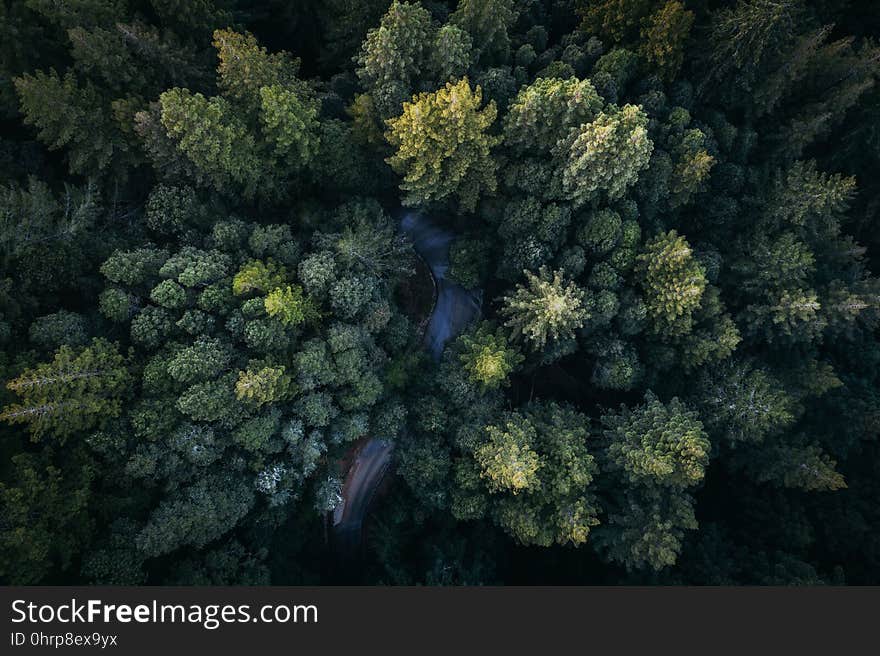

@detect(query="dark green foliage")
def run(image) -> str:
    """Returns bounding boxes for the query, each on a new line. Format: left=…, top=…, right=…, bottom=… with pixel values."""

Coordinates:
left=1, top=0, right=879, bottom=587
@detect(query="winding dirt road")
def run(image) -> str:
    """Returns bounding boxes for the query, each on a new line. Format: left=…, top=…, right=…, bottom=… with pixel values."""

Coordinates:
left=331, top=438, right=393, bottom=554
left=401, top=212, right=482, bottom=360
left=330, top=213, right=481, bottom=555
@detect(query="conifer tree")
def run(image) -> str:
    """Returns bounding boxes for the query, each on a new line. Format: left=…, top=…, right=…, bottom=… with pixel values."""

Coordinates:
left=385, top=78, right=500, bottom=211
left=0, top=339, right=130, bottom=441
left=636, top=230, right=707, bottom=337
left=501, top=267, right=589, bottom=349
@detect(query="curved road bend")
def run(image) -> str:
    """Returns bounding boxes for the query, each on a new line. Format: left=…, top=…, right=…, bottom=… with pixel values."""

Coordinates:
left=400, top=212, right=482, bottom=360
left=331, top=437, right=393, bottom=556
left=331, top=213, right=482, bottom=555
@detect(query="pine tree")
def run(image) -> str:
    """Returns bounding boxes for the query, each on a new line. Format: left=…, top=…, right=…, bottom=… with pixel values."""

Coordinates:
left=0, top=449, right=96, bottom=584
left=602, top=392, right=709, bottom=489
left=385, top=78, right=500, bottom=211
left=259, top=85, right=321, bottom=169
left=559, top=104, right=653, bottom=206
left=636, top=230, right=707, bottom=337
left=431, top=24, right=473, bottom=82
left=355, top=0, right=433, bottom=117
left=264, top=285, right=319, bottom=326
left=450, top=0, right=518, bottom=66
left=0, top=177, right=99, bottom=266
left=576, top=0, right=655, bottom=44
left=475, top=414, right=542, bottom=494
left=503, top=76, right=603, bottom=154
left=638, top=1, right=694, bottom=81
left=501, top=267, right=589, bottom=349
left=15, top=69, right=128, bottom=175
left=694, top=360, right=795, bottom=443
left=213, top=29, right=302, bottom=110
left=0, top=339, right=130, bottom=441
left=235, top=366, right=293, bottom=406
left=159, top=88, right=266, bottom=198
left=458, top=322, right=524, bottom=390
left=470, top=403, right=600, bottom=547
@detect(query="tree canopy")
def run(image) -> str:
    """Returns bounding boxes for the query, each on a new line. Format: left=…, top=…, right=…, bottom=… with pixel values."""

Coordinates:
left=1, top=0, right=879, bottom=587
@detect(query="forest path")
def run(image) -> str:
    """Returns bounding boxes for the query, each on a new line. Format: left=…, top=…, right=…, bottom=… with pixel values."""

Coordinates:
left=400, top=212, right=482, bottom=360
left=331, top=213, right=482, bottom=555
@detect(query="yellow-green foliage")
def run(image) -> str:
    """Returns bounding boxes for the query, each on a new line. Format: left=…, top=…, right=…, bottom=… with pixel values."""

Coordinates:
left=476, top=416, right=542, bottom=493
left=235, top=366, right=292, bottom=406
left=232, top=259, right=288, bottom=296
left=603, top=393, right=709, bottom=488
left=501, top=266, right=588, bottom=348
left=264, top=285, right=318, bottom=326
left=458, top=323, right=523, bottom=389
left=213, top=29, right=301, bottom=106
left=259, top=84, right=320, bottom=166
left=560, top=104, right=653, bottom=205
left=385, top=78, right=500, bottom=211
left=636, top=230, right=707, bottom=337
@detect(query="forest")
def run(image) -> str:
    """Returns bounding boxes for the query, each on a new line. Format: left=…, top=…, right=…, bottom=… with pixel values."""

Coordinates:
left=0, top=0, right=878, bottom=586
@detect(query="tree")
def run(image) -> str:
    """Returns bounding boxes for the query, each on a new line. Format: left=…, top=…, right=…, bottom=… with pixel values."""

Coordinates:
left=136, top=474, right=254, bottom=557
left=463, top=402, right=600, bottom=547
left=590, top=338, right=642, bottom=390
left=0, top=177, right=99, bottom=266
left=738, top=440, right=847, bottom=492
left=559, top=104, right=653, bottom=206
left=148, top=0, right=233, bottom=32
left=144, top=184, right=204, bottom=236
left=701, top=0, right=879, bottom=151
left=69, top=21, right=206, bottom=94
left=765, top=161, right=855, bottom=233
left=431, top=24, right=473, bottom=82
left=475, top=414, right=542, bottom=494
left=1, top=339, right=129, bottom=442
left=635, top=230, right=707, bottom=337
left=29, top=311, right=89, bottom=351
left=577, top=209, right=623, bottom=255
left=596, top=393, right=708, bottom=570
left=14, top=69, right=128, bottom=175
left=24, top=0, right=125, bottom=29
left=742, top=287, right=826, bottom=344
left=235, top=366, right=293, bottom=406
left=457, top=322, right=523, bottom=390
left=501, top=267, right=589, bottom=350
left=313, top=200, right=415, bottom=282
left=638, top=1, right=694, bottom=81
left=594, top=485, right=698, bottom=571
left=450, top=0, right=518, bottom=66
left=233, top=259, right=289, bottom=297
left=694, top=360, right=795, bottom=443
left=385, top=78, right=500, bottom=211
left=731, top=231, right=815, bottom=294
left=213, top=29, right=302, bottom=109
left=576, top=0, right=655, bottom=44
left=668, top=123, right=716, bottom=208
left=264, top=285, right=319, bottom=326
left=259, top=85, right=321, bottom=169
left=355, top=0, right=433, bottom=117
left=503, top=77, right=603, bottom=154
left=601, top=392, right=709, bottom=489
left=159, top=88, right=266, bottom=198
left=0, top=449, right=96, bottom=584
left=701, top=0, right=804, bottom=99
left=166, top=337, right=231, bottom=385
left=317, top=0, right=389, bottom=71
